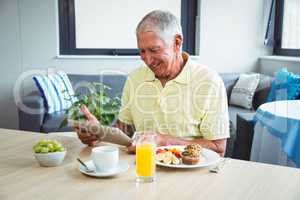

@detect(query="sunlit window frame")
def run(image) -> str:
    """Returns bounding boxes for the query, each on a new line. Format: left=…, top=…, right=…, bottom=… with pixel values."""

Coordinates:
left=274, top=0, right=300, bottom=56
left=58, top=0, right=198, bottom=56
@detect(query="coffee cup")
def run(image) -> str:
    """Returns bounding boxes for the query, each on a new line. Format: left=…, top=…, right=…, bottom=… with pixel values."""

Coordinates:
left=91, top=146, right=119, bottom=172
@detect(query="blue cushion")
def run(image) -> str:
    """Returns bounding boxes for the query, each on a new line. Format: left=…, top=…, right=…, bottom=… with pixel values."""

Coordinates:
left=267, top=68, right=300, bottom=102
left=33, top=71, right=77, bottom=113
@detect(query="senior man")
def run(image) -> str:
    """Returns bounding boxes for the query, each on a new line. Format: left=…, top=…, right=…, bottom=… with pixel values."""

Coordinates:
left=75, top=10, right=229, bottom=156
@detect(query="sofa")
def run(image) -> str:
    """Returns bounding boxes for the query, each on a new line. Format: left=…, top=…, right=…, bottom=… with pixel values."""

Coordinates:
left=221, top=73, right=273, bottom=158
left=18, top=73, right=273, bottom=158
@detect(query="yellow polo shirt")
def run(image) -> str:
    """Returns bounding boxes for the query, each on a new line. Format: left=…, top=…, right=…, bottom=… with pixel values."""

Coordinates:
left=118, top=53, right=229, bottom=140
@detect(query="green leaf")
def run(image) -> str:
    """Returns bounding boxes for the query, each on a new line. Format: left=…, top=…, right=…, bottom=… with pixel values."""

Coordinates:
left=60, top=82, right=121, bottom=128
left=59, top=117, right=68, bottom=128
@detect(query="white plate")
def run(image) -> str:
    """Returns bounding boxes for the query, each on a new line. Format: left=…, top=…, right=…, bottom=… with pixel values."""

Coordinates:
left=79, top=160, right=129, bottom=177
left=156, top=145, right=220, bottom=169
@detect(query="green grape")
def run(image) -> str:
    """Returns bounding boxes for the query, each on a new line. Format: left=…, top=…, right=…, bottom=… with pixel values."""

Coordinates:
left=33, top=139, right=65, bottom=153
left=38, top=139, right=47, bottom=146
left=52, top=139, right=59, bottom=144
left=54, top=143, right=62, bottom=149
left=57, top=147, right=65, bottom=152
left=34, top=146, right=42, bottom=153
left=40, top=147, right=49, bottom=153
left=47, top=143, right=54, bottom=150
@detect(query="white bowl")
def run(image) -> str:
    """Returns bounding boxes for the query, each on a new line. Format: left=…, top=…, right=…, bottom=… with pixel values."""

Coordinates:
left=34, top=151, right=66, bottom=167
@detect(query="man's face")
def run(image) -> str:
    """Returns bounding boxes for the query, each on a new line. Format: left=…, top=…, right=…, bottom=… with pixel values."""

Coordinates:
left=137, top=31, right=178, bottom=79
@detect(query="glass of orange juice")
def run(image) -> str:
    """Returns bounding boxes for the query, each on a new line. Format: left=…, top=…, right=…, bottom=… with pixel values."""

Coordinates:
left=135, top=132, right=156, bottom=183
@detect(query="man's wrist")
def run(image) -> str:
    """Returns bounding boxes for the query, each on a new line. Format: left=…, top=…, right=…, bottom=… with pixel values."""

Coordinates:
left=156, top=133, right=189, bottom=146
left=163, top=135, right=185, bottom=146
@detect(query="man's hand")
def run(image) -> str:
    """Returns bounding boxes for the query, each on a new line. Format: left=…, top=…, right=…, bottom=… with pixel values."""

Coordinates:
left=126, top=144, right=136, bottom=154
left=73, top=105, right=101, bottom=146
left=81, top=105, right=99, bottom=124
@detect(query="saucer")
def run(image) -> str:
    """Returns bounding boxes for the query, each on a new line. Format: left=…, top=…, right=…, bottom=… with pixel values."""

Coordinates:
left=79, top=160, right=129, bottom=177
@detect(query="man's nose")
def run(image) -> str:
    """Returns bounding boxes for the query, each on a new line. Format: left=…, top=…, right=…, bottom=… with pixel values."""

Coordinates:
left=143, top=53, right=153, bottom=65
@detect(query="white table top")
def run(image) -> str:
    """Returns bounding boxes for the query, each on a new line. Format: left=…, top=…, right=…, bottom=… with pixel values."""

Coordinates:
left=259, top=100, right=300, bottom=120
left=1, top=128, right=300, bottom=200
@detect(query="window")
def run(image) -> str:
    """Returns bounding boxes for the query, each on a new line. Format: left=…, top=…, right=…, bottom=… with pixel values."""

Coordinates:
left=58, top=0, right=197, bottom=56
left=274, top=0, right=300, bottom=56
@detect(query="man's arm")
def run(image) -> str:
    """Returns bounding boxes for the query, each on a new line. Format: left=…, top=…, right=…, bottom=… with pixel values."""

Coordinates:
left=113, top=119, right=135, bottom=138
left=156, top=134, right=227, bottom=157
left=75, top=105, right=135, bottom=146
left=112, top=119, right=227, bottom=156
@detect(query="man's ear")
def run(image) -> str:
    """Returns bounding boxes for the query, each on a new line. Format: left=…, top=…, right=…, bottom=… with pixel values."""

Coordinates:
left=174, top=34, right=183, bottom=51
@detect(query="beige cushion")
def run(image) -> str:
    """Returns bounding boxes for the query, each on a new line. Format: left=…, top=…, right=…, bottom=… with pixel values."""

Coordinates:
left=230, top=74, right=260, bottom=109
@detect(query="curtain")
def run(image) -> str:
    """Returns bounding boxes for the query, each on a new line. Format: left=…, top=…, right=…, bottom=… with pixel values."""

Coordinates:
left=264, top=0, right=276, bottom=46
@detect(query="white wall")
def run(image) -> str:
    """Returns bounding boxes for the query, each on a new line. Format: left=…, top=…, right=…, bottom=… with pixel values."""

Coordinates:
left=0, top=0, right=269, bottom=130
left=259, top=58, right=300, bottom=76
left=0, top=0, right=22, bottom=129
left=198, top=0, right=267, bottom=73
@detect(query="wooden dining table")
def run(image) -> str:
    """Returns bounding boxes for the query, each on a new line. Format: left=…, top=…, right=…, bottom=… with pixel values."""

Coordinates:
left=0, top=128, right=300, bottom=200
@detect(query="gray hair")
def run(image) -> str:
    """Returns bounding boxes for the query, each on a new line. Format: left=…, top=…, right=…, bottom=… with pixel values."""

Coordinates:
left=136, top=10, right=183, bottom=46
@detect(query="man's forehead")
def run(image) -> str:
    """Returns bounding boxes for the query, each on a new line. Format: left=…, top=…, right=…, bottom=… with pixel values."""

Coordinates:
left=137, top=42, right=164, bottom=50
left=137, top=31, right=159, bottom=39
left=138, top=32, right=166, bottom=43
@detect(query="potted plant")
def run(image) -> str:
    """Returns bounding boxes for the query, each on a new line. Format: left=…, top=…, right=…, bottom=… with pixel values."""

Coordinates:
left=60, top=83, right=121, bottom=128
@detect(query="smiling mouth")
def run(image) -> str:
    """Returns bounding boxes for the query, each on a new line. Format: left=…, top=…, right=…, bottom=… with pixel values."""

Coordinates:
left=151, top=63, right=160, bottom=68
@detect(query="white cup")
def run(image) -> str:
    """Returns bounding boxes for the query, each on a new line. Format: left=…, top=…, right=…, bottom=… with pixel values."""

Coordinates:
left=91, top=146, right=119, bottom=172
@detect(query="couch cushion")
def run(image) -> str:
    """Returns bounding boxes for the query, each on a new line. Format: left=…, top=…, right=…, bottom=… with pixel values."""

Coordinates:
left=229, top=74, right=260, bottom=109
left=226, top=106, right=255, bottom=157
left=33, top=71, right=76, bottom=113
left=41, top=112, right=72, bottom=133
left=253, top=74, right=274, bottom=110
left=228, top=106, right=255, bottom=130
left=219, top=73, right=240, bottom=100
left=232, top=112, right=256, bottom=160
left=225, top=120, right=236, bottom=157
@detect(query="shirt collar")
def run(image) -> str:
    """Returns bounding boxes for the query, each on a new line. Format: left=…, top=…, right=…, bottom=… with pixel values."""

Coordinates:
left=172, top=52, right=190, bottom=85
left=144, top=67, right=156, bottom=82
left=143, top=52, right=191, bottom=84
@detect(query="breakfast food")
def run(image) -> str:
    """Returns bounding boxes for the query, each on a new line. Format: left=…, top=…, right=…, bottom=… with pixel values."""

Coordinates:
left=181, top=144, right=202, bottom=165
left=33, top=139, right=65, bottom=153
left=156, top=144, right=203, bottom=165
left=156, top=148, right=182, bottom=165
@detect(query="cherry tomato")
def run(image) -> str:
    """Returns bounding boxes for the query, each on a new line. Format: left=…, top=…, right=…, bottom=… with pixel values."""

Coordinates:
left=156, top=149, right=166, bottom=154
left=174, top=151, right=182, bottom=158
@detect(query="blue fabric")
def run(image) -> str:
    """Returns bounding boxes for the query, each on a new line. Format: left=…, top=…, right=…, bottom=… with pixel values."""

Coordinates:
left=267, top=68, right=300, bottom=102
left=33, top=71, right=76, bottom=113
left=254, top=108, right=300, bottom=167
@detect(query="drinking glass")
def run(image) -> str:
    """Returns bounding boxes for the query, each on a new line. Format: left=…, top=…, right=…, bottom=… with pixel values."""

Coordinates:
left=135, top=132, right=156, bottom=183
